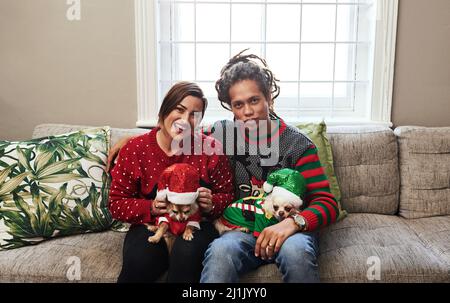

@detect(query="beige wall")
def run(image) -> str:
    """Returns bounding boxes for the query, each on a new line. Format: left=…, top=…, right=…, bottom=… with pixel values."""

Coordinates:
left=392, top=0, right=450, bottom=127
left=0, top=0, right=137, bottom=141
left=1, top=0, right=449, bottom=141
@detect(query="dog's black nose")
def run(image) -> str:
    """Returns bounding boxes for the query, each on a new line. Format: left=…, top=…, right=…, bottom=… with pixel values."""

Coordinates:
left=279, top=211, right=285, bottom=217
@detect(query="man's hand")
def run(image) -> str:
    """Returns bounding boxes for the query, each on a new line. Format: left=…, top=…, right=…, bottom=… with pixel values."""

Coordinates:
left=197, top=187, right=213, bottom=214
left=106, top=135, right=136, bottom=172
left=151, top=198, right=168, bottom=216
left=254, top=218, right=300, bottom=260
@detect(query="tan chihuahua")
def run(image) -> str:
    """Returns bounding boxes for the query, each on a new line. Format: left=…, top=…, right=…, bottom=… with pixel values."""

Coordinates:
left=146, top=202, right=200, bottom=252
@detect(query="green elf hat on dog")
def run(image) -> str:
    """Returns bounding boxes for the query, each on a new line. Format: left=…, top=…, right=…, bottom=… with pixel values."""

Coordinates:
left=263, top=168, right=307, bottom=208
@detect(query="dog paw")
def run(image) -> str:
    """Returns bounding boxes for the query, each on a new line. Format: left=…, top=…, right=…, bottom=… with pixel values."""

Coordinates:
left=239, top=227, right=250, bottom=233
left=148, top=235, right=161, bottom=243
left=183, top=231, right=194, bottom=241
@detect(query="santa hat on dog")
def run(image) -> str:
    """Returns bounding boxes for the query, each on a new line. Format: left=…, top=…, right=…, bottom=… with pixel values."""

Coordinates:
left=155, top=163, right=200, bottom=205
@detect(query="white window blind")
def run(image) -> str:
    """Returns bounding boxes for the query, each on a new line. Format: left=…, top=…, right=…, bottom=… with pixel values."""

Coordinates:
left=135, top=0, right=398, bottom=126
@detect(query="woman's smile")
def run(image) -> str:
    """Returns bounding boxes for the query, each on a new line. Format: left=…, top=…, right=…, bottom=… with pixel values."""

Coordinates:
left=172, top=120, right=189, bottom=135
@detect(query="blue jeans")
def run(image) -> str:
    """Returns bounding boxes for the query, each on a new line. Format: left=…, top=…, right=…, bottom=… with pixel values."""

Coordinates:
left=200, top=230, right=320, bottom=283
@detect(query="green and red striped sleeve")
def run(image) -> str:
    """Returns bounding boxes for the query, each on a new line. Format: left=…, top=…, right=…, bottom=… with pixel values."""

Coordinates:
left=295, top=144, right=339, bottom=231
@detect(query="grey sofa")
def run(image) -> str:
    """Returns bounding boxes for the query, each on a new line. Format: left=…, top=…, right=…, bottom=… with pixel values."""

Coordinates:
left=0, top=123, right=449, bottom=283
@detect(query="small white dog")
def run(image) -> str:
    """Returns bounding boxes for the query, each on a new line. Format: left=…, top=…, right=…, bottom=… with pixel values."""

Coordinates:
left=262, top=192, right=302, bottom=221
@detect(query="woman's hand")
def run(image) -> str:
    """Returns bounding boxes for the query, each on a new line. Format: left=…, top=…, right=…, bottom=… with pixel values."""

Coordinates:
left=106, top=135, right=136, bottom=172
left=151, top=199, right=168, bottom=216
left=254, top=218, right=299, bottom=260
left=197, top=187, right=214, bottom=215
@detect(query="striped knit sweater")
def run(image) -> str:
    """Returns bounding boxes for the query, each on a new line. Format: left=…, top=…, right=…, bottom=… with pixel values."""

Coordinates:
left=206, top=118, right=339, bottom=232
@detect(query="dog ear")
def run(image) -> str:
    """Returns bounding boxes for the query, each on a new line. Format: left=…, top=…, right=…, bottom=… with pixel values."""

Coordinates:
left=262, top=194, right=274, bottom=213
left=288, top=207, right=298, bottom=216
left=187, top=202, right=199, bottom=215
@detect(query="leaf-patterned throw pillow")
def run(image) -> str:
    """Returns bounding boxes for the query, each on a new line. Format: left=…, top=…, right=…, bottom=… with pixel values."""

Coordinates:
left=0, top=127, right=113, bottom=250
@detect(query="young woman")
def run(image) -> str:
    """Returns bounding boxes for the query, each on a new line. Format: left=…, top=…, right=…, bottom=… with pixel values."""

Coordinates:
left=108, top=81, right=234, bottom=283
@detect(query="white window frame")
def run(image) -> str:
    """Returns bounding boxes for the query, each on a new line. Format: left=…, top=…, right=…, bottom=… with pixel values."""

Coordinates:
left=134, top=0, right=398, bottom=128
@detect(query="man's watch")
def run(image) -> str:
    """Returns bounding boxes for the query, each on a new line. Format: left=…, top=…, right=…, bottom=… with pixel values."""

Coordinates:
left=290, top=213, right=307, bottom=231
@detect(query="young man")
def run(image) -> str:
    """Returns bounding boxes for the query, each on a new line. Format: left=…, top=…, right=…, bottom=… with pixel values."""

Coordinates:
left=199, top=51, right=338, bottom=283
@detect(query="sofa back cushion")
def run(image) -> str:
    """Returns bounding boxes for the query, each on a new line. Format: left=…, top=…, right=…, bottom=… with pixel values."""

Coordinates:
left=394, top=126, right=450, bottom=219
left=32, top=124, right=401, bottom=217
left=32, top=124, right=149, bottom=147
left=327, top=126, right=399, bottom=215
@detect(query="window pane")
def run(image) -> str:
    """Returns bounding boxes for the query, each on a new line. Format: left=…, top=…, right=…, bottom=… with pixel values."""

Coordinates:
left=300, top=44, right=334, bottom=81
left=159, top=43, right=172, bottom=81
left=300, top=83, right=333, bottom=109
left=174, top=43, right=195, bottom=81
left=355, top=42, right=371, bottom=81
left=266, top=4, right=301, bottom=42
left=300, top=82, right=333, bottom=99
left=231, top=4, right=263, bottom=42
left=357, top=1, right=376, bottom=42
left=336, top=4, right=357, bottom=42
left=353, top=81, right=370, bottom=117
left=231, top=44, right=264, bottom=59
left=276, top=82, right=299, bottom=109
left=302, top=5, right=336, bottom=42
left=196, top=44, right=230, bottom=80
left=159, top=80, right=172, bottom=104
left=334, top=82, right=354, bottom=109
left=266, top=44, right=299, bottom=81
left=174, top=4, right=195, bottom=42
left=159, top=2, right=171, bottom=42
left=335, top=43, right=356, bottom=81
left=197, top=81, right=218, bottom=101
left=196, top=4, right=230, bottom=42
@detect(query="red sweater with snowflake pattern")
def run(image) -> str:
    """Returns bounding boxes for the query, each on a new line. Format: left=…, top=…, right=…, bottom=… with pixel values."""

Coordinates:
left=108, top=127, right=234, bottom=225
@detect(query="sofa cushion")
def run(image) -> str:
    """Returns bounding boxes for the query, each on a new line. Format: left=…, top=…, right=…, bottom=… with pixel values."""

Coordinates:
left=0, top=230, right=124, bottom=282
left=327, top=126, right=399, bottom=215
left=219, top=214, right=450, bottom=283
left=394, top=126, right=450, bottom=219
left=240, top=264, right=282, bottom=283
left=318, top=213, right=449, bottom=282
left=402, top=215, right=450, bottom=266
left=0, top=127, right=113, bottom=250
